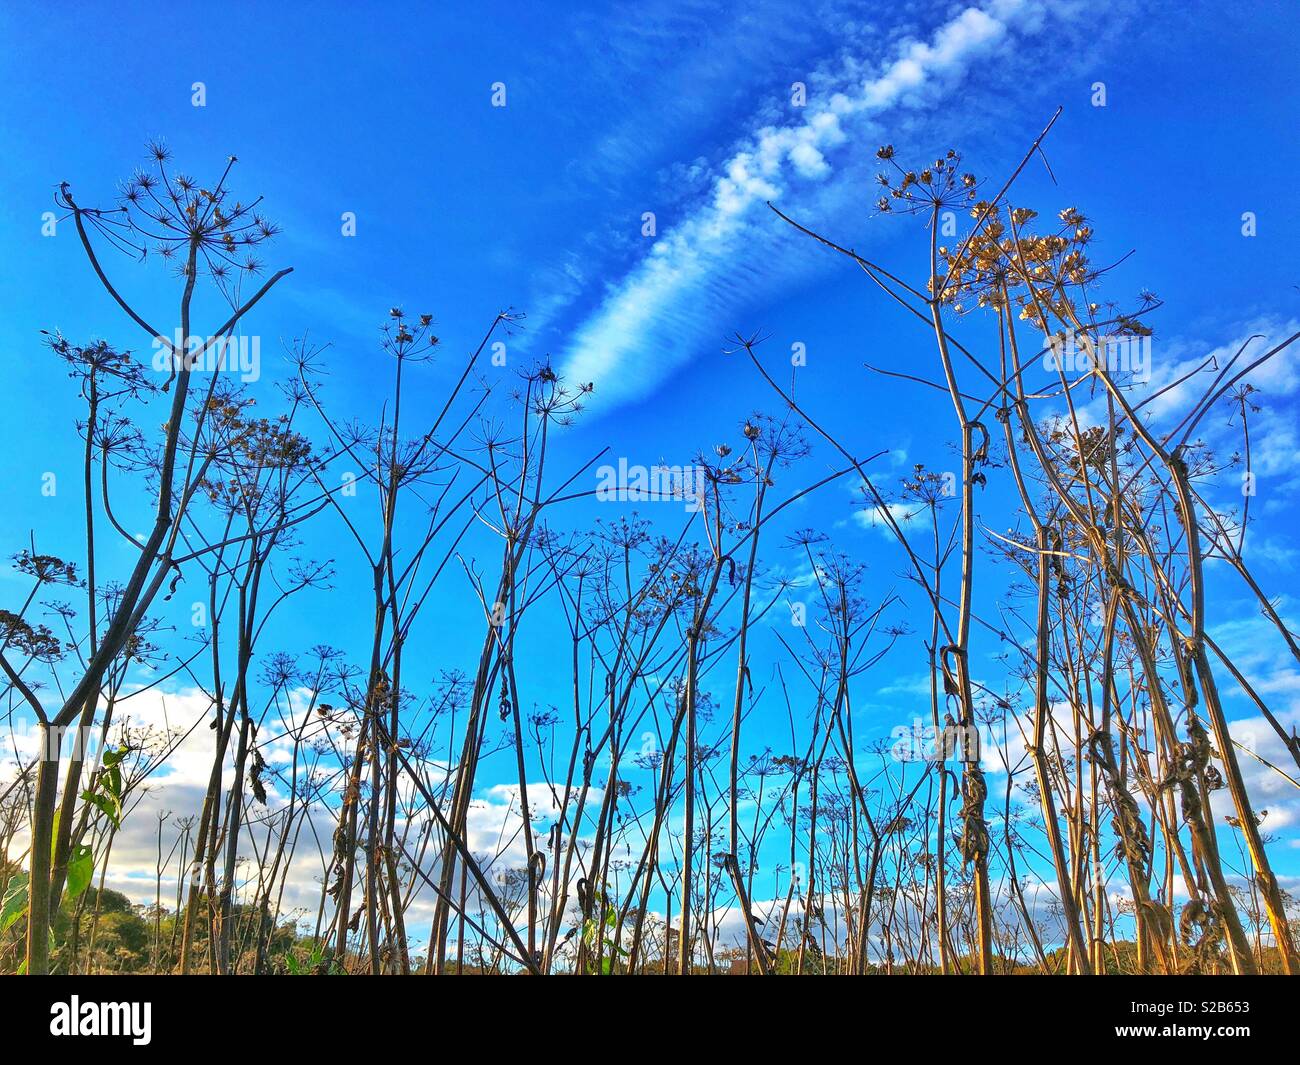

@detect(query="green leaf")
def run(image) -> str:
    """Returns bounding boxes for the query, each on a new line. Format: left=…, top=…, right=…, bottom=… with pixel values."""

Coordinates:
left=102, top=745, right=129, bottom=769
left=65, top=844, right=94, bottom=901
left=80, top=788, right=121, bottom=830
left=1, top=873, right=29, bottom=933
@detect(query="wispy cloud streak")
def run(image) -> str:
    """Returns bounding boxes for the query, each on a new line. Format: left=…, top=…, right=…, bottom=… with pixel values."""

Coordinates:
left=558, top=0, right=1049, bottom=408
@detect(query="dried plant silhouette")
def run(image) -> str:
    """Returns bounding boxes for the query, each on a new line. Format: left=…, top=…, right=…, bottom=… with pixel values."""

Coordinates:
left=2, top=123, right=1297, bottom=976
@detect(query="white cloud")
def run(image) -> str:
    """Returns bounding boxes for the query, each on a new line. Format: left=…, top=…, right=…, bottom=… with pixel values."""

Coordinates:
left=853, top=500, right=920, bottom=537
left=558, top=0, right=1049, bottom=408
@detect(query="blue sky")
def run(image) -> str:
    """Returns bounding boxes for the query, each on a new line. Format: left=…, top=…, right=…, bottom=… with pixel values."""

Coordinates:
left=2, top=0, right=1299, bottom=951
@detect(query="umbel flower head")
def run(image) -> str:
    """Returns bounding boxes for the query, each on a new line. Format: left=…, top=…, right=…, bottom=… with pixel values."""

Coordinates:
left=55, top=139, right=280, bottom=306
left=873, top=146, right=978, bottom=216
left=381, top=308, right=440, bottom=361
left=42, top=330, right=154, bottom=402
left=932, top=203, right=1112, bottom=326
